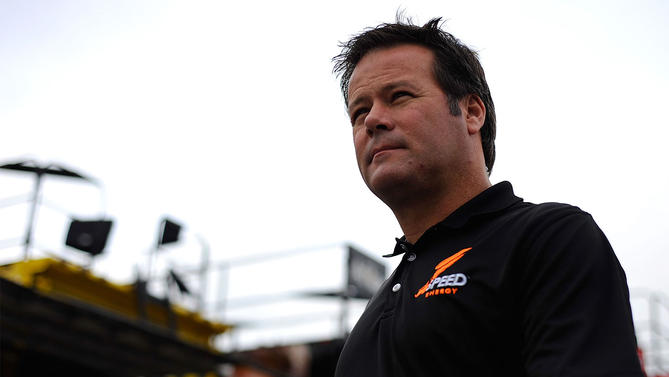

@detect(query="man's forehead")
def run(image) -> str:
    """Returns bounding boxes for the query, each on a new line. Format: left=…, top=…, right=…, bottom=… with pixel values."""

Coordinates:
left=347, top=44, right=435, bottom=104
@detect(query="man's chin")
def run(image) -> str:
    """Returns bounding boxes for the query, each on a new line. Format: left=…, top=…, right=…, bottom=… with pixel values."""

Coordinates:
left=366, top=171, right=415, bottom=200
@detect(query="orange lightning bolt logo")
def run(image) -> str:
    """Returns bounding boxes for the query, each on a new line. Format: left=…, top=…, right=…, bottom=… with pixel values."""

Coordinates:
left=414, top=247, right=472, bottom=298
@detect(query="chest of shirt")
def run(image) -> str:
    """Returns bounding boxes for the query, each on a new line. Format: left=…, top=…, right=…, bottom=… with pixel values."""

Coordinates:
left=354, top=220, right=527, bottom=360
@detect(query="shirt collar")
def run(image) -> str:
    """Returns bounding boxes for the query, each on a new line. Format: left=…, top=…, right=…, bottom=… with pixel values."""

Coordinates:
left=384, top=181, right=522, bottom=257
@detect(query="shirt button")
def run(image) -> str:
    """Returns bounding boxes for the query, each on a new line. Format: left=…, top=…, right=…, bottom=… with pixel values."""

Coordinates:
left=400, top=244, right=409, bottom=252
left=407, top=253, right=416, bottom=262
left=392, top=283, right=401, bottom=292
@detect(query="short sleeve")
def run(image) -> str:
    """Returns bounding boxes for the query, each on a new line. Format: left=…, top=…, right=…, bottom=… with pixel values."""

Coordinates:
left=519, top=208, right=644, bottom=377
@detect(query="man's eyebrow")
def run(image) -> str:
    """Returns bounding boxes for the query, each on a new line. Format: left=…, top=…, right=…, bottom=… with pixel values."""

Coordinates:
left=348, top=81, right=418, bottom=111
left=348, top=96, right=367, bottom=112
left=384, top=81, right=418, bottom=92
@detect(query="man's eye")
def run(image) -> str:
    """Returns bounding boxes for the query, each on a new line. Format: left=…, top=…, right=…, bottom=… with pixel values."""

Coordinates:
left=351, top=109, right=368, bottom=124
left=392, top=91, right=411, bottom=101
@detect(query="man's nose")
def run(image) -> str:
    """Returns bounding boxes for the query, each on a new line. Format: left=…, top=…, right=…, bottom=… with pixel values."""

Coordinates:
left=364, top=104, right=394, bottom=136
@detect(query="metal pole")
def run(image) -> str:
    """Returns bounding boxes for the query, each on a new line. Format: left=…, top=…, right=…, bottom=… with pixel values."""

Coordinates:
left=196, top=234, right=210, bottom=313
left=146, top=245, right=159, bottom=289
left=340, top=246, right=352, bottom=337
left=655, top=293, right=663, bottom=372
left=216, top=262, right=230, bottom=321
left=340, top=293, right=350, bottom=337
left=23, top=171, right=43, bottom=260
left=146, top=220, right=166, bottom=289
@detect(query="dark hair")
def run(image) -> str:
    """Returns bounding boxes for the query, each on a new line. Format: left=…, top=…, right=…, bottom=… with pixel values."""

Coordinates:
left=333, top=17, right=496, bottom=174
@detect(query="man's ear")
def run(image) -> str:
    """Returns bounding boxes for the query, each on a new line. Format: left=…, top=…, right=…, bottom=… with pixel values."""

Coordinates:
left=464, top=94, right=486, bottom=135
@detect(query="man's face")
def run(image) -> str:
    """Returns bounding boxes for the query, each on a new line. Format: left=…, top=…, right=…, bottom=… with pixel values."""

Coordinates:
left=347, top=44, right=472, bottom=203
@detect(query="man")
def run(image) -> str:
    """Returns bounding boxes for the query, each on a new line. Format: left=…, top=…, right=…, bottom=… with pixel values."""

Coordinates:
left=332, top=18, right=644, bottom=377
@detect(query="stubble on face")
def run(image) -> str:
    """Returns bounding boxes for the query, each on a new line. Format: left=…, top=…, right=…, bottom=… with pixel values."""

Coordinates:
left=347, top=44, right=470, bottom=207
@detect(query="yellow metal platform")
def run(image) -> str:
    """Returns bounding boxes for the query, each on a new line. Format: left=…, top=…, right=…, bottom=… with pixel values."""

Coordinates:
left=0, top=258, right=231, bottom=349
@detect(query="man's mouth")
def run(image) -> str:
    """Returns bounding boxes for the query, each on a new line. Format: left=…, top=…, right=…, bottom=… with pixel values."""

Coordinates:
left=370, top=145, right=402, bottom=163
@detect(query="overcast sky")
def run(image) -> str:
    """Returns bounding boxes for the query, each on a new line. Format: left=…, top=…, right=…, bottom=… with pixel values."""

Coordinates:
left=1, top=0, right=668, bottom=346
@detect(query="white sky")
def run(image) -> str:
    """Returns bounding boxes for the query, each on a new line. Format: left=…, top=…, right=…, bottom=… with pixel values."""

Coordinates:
left=1, top=0, right=668, bottom=349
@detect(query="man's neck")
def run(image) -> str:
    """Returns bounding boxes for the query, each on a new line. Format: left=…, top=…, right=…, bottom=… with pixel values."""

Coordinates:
left=393, top=177, right=491, bottom=244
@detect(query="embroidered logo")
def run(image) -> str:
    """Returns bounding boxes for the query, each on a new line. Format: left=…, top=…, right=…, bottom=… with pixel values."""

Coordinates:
left=414, top=247, right=472, bottom=298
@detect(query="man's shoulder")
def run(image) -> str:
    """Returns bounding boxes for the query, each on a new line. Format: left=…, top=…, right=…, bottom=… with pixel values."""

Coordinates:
left=509, top=199, right=593, bottom=227
left=498, top=199, right=605, bottom=255
left=502, top=198, right=617, bottom=268
left=475, top=182, right=592, bottom=228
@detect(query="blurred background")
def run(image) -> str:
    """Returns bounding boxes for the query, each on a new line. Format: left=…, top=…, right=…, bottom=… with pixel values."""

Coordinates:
left=1, top=0, right=668, bottom=376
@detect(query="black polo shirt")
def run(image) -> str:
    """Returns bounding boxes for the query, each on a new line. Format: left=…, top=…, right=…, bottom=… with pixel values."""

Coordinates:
left=335, top=182, right=643, bottom=377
